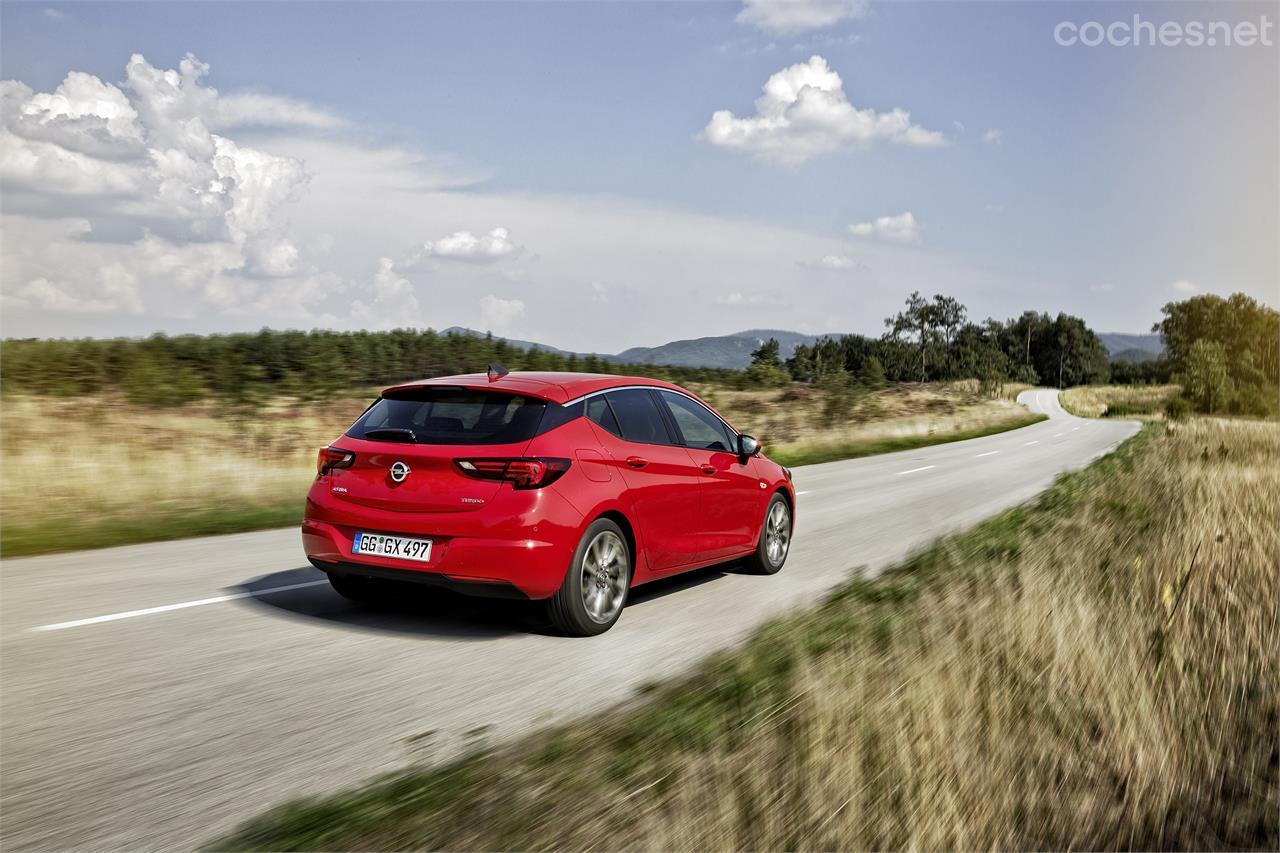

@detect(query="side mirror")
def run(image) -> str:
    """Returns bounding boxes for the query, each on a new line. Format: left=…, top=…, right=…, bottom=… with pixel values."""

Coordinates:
left=737, top=434, right=760, bottom=457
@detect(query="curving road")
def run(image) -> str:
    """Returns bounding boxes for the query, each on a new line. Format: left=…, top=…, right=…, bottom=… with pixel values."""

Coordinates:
left=0, top=390, right=1137, bottom=851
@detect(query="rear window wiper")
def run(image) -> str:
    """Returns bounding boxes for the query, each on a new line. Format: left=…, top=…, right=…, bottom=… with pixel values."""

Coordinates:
left=362, top=427, right=417, bottom=442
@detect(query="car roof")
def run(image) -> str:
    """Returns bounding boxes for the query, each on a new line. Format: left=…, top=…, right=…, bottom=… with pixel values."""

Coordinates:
left=381, top=372, right=687, bottom=405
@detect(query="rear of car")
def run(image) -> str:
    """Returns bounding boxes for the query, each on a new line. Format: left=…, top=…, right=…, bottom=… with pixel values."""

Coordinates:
left=303, top=384, right=590, bottom=600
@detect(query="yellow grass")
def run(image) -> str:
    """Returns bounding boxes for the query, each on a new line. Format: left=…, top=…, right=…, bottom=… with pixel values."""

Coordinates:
left=1060, top=384, right=1181, bottom=418
left=221, top=416, right=1280, bottom=850
left=1, top=382, right=1037, bottom=556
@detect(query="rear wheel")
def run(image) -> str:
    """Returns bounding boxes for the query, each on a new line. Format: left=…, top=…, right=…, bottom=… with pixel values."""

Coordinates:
left=746, top=493, right=791, bottom=575
left=546, top=519, right=631, bottom=636
left=327, top=572, right=391, bottom=603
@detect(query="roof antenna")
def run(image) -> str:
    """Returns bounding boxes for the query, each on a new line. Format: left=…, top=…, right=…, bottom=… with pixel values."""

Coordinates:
left=487, top=363, right=510, bottom=382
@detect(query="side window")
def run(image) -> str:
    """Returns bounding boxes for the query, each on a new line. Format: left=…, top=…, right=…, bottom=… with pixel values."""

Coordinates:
left=585, top=396, right=621, bottom=437
left=659, top=391, right=736, bottom=452
left=603, top=389, right=673, bottom=445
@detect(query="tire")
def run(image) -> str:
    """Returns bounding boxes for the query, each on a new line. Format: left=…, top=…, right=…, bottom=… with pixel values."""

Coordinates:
left=546, top=518, right=632, bottom=636
left=745, top=493, right=792, bottom=575
left=327, top=572, right=391, bottom=603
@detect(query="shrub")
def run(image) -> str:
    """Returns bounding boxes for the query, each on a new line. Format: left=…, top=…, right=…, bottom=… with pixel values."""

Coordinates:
left=1164, top=395, right=1192, bottom=421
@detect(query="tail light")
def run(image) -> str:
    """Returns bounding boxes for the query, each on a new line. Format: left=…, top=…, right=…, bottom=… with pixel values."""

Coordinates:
left=317, top=447, right=355, bottom=475
left=455, top=457, right=571, bottom=489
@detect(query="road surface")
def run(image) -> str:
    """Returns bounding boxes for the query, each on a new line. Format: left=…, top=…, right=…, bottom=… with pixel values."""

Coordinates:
left=0, top=390, right=1137, bottom=850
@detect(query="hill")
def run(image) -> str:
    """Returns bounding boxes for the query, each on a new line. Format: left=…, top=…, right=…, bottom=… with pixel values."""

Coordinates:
left=1097, top=332, right=1163, bottom=361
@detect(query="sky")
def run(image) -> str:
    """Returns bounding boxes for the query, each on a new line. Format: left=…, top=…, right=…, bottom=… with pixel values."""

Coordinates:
left=1, top=0, right=1276, bottom=353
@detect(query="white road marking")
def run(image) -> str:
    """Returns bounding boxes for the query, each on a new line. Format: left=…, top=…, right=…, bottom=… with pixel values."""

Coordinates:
left=1053, top=432, right=1064, bottom=438
left=30, top=579, right=330, bottom=633
left=1071, top=427, right=1079, bottom=432
left=975, top=450, right=1000, bottom=458
left=896, top=465, right=936, bottom=475
left=795, top=490, right=811, bottom=495
left=1024, top=440, right=1040, bottom=446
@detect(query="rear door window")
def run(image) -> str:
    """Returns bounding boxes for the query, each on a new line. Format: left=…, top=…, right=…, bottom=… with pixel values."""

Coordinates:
left=347, top=389, right=551, bottom=445
left=603, top=389, right=673, bottom=445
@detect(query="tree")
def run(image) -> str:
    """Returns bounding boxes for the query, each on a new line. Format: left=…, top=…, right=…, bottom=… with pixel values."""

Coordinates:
left=1179, top=339, right=1234, bottom=413
left=750, top=337, right=782, bottom=368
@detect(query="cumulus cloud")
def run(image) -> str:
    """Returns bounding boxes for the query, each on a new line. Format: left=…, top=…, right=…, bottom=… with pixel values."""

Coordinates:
left=849, top=211, right=920, bottom=242
left=478, top=294, right=525, bottom=333
left=351, top=258, right=421, bottom=327
left=0, top=52, right=321, bottom=315
left=737, top=0, right=869, bottom=34
left=982, top=128, right=1003, bottom=144
left=1173, top=279, right=1198, bottom=294
left=701, top=56, right=945, bottom=165
left=417, top=227, right=519, bottom=263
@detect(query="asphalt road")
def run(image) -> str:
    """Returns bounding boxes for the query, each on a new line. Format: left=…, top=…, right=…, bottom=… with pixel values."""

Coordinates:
left=0, top=389, right=1138, bottom=851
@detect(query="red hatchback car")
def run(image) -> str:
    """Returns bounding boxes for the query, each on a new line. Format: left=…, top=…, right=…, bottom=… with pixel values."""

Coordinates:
left=303, top=368, right=795, bottom=635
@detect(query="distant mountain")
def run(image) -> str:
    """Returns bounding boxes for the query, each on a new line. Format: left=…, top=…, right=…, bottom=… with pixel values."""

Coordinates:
left=447, top=327, right=836, bottom=370
left=1097, top=333, right=1164, bottom=362
left=616, top=330, right=828, bottom=370
left=441, top=326, right=579, bottom=359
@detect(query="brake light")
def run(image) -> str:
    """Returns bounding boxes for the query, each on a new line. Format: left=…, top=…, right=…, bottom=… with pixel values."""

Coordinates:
left=455, top=457, right=571, bottom=489
left=317, top=447, right=355, bottom=475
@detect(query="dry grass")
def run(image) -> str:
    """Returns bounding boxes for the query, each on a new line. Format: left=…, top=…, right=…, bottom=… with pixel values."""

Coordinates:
left=219, top=417, right=1279, bottom=851
left=0, top=381, right=1037, bottom=556
left=0, top=393, right=371, bottom=555
left=1061, top=384, right=1181, bottom=418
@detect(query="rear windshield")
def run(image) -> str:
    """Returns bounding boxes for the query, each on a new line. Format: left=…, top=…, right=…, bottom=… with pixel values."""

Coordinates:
left=347, top=389, right=553, bottom=445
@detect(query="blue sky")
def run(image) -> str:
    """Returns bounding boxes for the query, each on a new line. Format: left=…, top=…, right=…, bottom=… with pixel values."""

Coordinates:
left=1, top=1, right=1275, bottom=351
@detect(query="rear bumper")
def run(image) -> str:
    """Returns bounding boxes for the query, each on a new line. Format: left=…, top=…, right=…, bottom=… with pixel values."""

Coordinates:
left=301, top=486, right=583, bottom=599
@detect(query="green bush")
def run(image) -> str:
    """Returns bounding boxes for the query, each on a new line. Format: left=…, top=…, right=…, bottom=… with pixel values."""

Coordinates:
left=1164, top=395, right=1192, bottom=421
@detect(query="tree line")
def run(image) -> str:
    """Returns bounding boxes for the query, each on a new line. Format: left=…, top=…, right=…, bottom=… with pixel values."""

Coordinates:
left=751, top=292, right=1112, bottom=393
left=0, top=328, right=739, bottom=408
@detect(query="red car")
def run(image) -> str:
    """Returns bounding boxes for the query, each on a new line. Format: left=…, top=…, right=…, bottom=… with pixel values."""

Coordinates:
left=303, top=368, right=795, bottom=635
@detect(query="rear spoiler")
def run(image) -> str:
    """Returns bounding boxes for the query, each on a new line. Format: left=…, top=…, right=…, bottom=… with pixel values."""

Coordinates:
left=381, top=377, right=571, bottom=404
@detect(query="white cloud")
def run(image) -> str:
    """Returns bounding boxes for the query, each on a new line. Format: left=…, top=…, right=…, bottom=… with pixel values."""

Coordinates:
left=1089, top=282, right=1114, bottom=294
left=590, top=280, right=608, bottom=303
left=800, top=253, right=858, bottom=270
left=351, top=257, right=421, bottom=327
left=982, top=128, right=1003, bottom=145
left=211, top=93, right=345, bottom=131
left=849, top=211, right=920, bottom=243
left=418, top=227, right=519, bottom=262
left=43, top=8, right=66, bottom=20
left=478, top=294, right=525, bottom=333
left=701, top=56, right=946, bottom=165
left=1173, top=279, right=1198, bottom=294
left=737, top=0, right=869, bottom=34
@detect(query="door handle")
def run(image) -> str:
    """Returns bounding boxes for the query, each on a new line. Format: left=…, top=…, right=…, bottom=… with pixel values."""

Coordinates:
left=625, top=456, right=648, bottom=468
left=700, top=464, right=717, bottom=475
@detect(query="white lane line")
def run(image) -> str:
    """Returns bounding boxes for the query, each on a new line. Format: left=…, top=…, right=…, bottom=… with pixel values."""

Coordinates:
left=30, top=579, right=330, bottom=633
left=896, top=465, right=936, bottom=475
left=795, top=490, right=812, bottom=495
left=1024, top=440, right=1040, bottom=446
left=1071, top=427, right=1080, bottom=432
left=1053, top=432, right=1065, bottom=438
left=975, top=450, right=1000, bottom=458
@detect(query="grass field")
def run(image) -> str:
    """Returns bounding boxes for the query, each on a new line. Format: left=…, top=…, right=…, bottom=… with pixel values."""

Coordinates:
left=217, top=416, right=1279, bottom=851
left=0, top=381, right=1037, bottom=557
left=1060, top=384, right=1181, bottom=418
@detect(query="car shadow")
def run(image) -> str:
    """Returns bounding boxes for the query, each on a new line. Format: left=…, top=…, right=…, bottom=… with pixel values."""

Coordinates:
left=234, top=567, right=538, bottom=640
left=235, top=560, right=746, bottom=639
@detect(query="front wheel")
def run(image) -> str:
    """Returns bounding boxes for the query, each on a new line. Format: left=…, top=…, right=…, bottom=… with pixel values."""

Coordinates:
left=546, top=519, right=631, bottom=636
left=746, top=493, right=791, bottom=575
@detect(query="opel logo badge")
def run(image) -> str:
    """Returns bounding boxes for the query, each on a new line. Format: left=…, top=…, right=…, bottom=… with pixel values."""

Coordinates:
left=389, top=461, right=411, bottom=483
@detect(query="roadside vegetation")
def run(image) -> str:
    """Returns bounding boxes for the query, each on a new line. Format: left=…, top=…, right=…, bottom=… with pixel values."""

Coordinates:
left=1060, top=384, right=1182, bottom=419
left=0, top=381, right=1035, bottom=558
left=217, top=415, right=1279, bottom=851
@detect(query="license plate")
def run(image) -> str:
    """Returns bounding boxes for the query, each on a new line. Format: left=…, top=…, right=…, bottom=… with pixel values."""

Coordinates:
left=352, top=532, right=432, bottom=563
